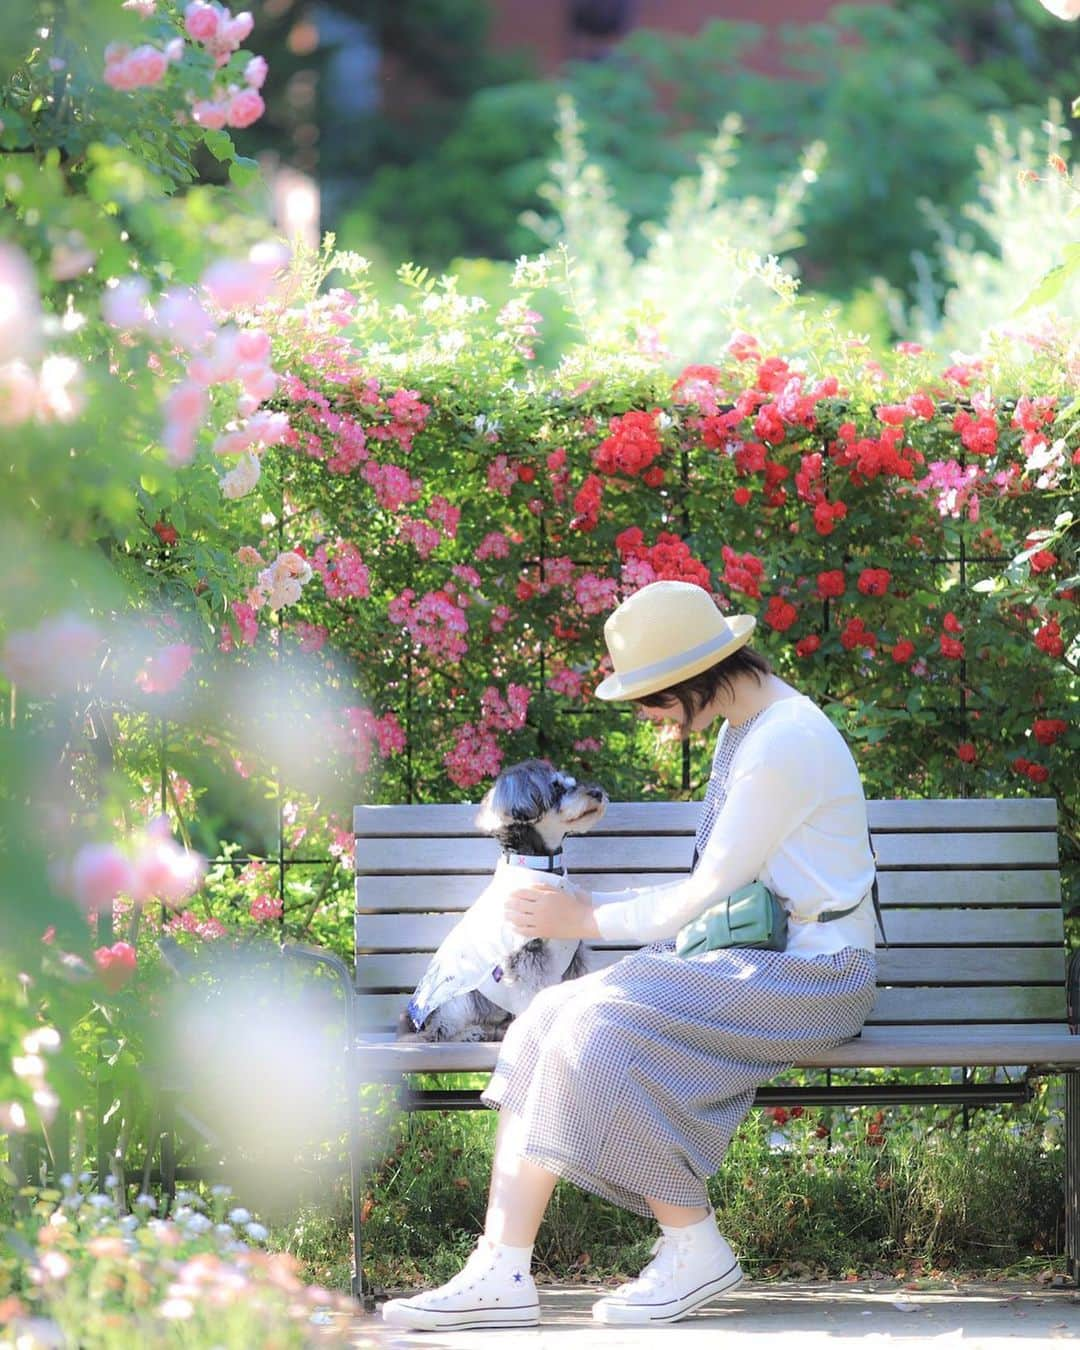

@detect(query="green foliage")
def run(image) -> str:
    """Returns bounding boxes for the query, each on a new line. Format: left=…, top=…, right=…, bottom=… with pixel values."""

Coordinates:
left=881, top=111, right=1080, bottom=353
left=322, top=1096, right=1065, bottom=1288
left=351, top=3, right=1080, bottom=304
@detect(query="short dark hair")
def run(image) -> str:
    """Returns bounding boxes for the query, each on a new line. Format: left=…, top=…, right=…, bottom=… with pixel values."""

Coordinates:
left=636, top=645, right=772, bottom=737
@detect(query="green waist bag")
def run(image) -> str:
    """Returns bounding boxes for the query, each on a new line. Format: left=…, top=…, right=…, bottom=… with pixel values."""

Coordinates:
left=675, top=880, right=788, bottom=957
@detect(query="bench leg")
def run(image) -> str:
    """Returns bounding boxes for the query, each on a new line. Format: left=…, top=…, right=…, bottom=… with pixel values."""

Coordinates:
left=1067, top=1069, right=1079, bottom=1285
left=277, top=943, right=371, bottom=1306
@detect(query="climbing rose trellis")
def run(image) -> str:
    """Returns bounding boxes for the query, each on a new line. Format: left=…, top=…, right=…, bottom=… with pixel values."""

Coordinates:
left=189, top=267, right=1078, bottom=925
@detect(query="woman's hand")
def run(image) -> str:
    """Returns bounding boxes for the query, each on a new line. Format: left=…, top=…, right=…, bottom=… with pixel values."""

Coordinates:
left=505, top=882, right=600, bottom=941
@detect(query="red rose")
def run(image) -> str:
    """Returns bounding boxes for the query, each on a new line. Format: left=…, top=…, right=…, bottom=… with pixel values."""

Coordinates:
left=857, top=567, right=891, bottom=597
left=516, top=463, right=536, bottom=483
left=939, top=635, right=965, bottom=660
left=840, top=618, right=876, bottom=652
left=816, top=569, right=846, bottom=599
left=571, top=474, right=604, bottom=532
left=795, top=634, right=821, bottom=657
left=1034, top=620, right=1064, bottom=658
left=643, top=466, right=665, bottom=488
left=764, top=596, right=798, bottom=632
left=1032, top=718, right=1067, bottom=747
left=594, top=409, right=662, bottom=477
left=516, top=580, right=536, bottom=602
left=1026, top=763, right=1050, bottom=784
left=153, top=520, right=179, bottom=547
left=943, top=611, right=963, bottom=634
left=891, top=639, right=915, bottom=663
left=812, top=500, right=846, bottom=536
left=753, top=403, right=785, bottom=444
left=732, top=486, right=752, bottom=507
left=1029, top=550, right=1057, bottom=574
left=956, top=742, right=976, bottom=763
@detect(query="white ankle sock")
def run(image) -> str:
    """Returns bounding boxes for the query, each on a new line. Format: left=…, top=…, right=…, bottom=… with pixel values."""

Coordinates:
left=659, top=1209, right=720, bottom=1246
left=482, top=1236, right=534, bottom=1269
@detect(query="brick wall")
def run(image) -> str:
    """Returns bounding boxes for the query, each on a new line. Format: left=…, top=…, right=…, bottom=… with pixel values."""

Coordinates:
left=488, top=0, right=885, bottom=77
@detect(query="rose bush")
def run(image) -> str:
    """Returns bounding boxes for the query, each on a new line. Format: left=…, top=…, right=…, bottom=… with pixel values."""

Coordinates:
left=245, top=265, right=1076, bottom=891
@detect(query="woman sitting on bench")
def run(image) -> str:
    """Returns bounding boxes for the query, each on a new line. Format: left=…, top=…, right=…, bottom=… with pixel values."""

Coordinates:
left=382, top=578, right=879, bottom=1331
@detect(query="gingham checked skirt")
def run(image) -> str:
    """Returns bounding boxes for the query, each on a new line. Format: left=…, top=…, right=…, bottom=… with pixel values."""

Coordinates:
left=481, top=942, right=877, bottom=1216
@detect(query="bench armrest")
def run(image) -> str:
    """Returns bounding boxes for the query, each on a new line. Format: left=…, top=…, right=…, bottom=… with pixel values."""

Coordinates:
left=1069, top=949, right=1080, bottom=1035
left=279, top=941, right=359, bottom=1045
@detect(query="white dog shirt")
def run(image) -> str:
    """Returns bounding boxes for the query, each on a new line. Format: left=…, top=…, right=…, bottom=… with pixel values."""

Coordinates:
left=407, top=855, right=581, bottom=1030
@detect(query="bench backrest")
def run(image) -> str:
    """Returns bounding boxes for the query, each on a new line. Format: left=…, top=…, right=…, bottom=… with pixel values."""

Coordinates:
left=352, top=798, right=1064, bottom=1034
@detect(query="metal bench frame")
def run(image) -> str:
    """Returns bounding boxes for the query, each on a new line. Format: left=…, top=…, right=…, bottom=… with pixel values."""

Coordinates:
left=285, top=796, right=1080, bottom=1306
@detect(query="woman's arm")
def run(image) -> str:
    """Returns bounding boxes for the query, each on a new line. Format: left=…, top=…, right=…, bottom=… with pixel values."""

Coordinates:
left=589, top=730, right=823, bottom=943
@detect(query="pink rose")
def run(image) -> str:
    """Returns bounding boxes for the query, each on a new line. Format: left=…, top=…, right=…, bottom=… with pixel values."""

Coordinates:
left=239, top=363, right=277, bottom=400
left=95, top=942, right=138, bottom=993
left=0, top=242, right=41, bottom=364
left=126, top=44, right=168, bottom=86
left=192, top=99, right=228, bottom=130
left=234, top=327, right=270, bottom=364
left=130, top=816, right=207, bottom=907
left=155, top=288, right=214, bottom=350
left=135, top=642, right=195, bottom=694
left=244, top=55, right=268, bottom=88
left=0, top=612, right=102, bottom=695
left=72, top=844, right=135, bottom=914
left=162, top=418, right=197, bottom=466
left=198, top=245, right=282, bottom=310
left=184, top=2, right=220, bottom=41
left=104, top=60, right=139, bottom=92
left=102, top=276, right=150, bottom=330
left=224, top=11, right=254, bottom=44
left=163, top=380, right=207, bottom=428
left=226, top=89, right=264, bottom=129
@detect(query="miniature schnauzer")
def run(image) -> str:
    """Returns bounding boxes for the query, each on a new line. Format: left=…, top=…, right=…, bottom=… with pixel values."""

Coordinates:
left=399, top=759, right=609, bottom=1042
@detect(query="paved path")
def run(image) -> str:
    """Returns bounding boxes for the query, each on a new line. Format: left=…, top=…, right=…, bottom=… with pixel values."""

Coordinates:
left=345, top=1279, right=1078, bottom=1348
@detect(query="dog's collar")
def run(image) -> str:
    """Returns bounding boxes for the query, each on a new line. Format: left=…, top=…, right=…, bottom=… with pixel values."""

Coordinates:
left=501, top=849, right=566, bottom=875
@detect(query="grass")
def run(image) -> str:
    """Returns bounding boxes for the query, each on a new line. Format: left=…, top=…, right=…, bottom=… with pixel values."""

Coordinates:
left=271, top=1084, right=1070, bottom=1293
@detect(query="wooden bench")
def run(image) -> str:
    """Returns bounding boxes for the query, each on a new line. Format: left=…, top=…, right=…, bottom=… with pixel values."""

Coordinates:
left=285, top=796, right=1080, bottom=1304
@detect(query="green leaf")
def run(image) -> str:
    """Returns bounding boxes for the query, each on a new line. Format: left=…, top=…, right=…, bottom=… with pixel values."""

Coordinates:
left=228, top=156, right=260, bottom=188
left=0, top=111, right=30, bottom=149
left=202, top=129, right=236, bottom=163
left=1014, top=242, right=1080, bottom=316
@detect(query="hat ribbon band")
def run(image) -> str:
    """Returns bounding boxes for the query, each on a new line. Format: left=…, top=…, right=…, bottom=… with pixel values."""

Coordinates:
left=615, top=630, right=739, bottom=689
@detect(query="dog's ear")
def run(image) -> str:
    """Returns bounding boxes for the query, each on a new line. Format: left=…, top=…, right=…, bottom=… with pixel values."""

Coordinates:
left=474, top=788, right=500, bottom=834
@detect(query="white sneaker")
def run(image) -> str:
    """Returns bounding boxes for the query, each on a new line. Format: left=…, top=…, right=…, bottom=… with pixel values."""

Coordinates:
left=380, top=1236, right=540, bottom=1331
left=592, top=1220, right=743, bottom=1325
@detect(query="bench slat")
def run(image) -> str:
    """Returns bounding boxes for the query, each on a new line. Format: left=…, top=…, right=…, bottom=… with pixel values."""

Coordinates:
left=355, top=909, right=1065, bottom=954
left=353, top=984, right=1067, bottom=1031
left=355, top=831, right=1059, bottom=875
left=354, top=798, right=1057, bottom=836
left=356, top=869, right=1062, bottom=913
left=354, top=946, right=1067, bottom=991
left=355, top=1023, right=1080, bottom=1072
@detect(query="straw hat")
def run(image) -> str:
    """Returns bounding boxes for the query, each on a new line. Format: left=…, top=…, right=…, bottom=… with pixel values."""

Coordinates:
left=594, top=581, right=756, bottom=701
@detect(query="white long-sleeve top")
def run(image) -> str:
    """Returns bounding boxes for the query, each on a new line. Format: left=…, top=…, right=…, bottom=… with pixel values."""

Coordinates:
left=591, top=694, right=878, bottom=958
